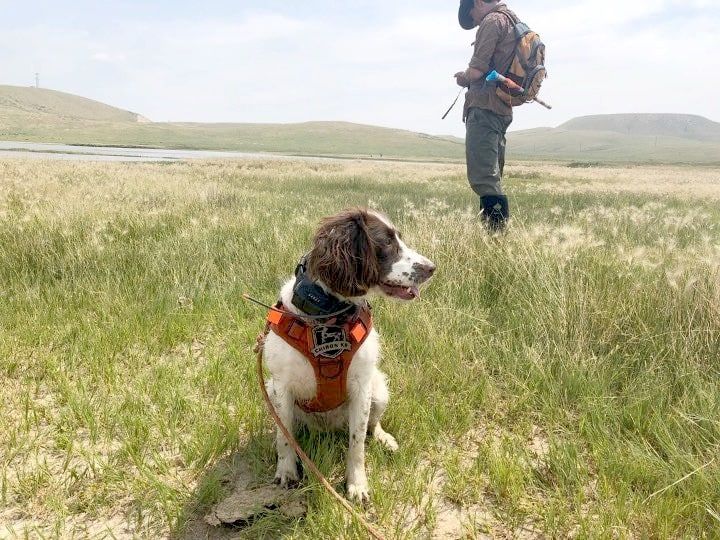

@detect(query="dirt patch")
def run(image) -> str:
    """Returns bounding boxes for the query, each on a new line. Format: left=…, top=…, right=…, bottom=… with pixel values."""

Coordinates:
left=203, top=462, right=307, bottom=528
left=179, top=452, right=307, bottom=540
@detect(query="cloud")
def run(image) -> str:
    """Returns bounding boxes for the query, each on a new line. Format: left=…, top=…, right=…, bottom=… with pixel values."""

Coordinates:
left=92, top=52, right=127, bottom=63
left=148, top=13, right=307, bottom=47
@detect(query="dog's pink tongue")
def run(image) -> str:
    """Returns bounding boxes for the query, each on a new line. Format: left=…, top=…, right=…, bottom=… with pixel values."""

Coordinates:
left=409, top=286, right=420, bottom=299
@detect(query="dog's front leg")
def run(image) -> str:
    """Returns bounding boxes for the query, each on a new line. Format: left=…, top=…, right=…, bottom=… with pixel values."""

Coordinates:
left=346, top=390, right=372, bottom=503
left=272, top=384, right=300, bottom=488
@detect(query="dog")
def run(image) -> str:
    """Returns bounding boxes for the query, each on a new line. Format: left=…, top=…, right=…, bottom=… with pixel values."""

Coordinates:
left=262, top=208, right=435, bottom=502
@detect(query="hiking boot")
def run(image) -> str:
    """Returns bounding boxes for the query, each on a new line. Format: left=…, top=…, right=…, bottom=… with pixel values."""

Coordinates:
left=480, top=195, right=510, bottom=233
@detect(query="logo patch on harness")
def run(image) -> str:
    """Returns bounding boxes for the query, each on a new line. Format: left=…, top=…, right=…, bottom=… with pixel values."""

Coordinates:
left=311, top=325, right=351, bottom=358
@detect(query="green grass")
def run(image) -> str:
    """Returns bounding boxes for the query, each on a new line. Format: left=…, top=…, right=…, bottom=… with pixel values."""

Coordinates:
left=1, top=158, right=719, bottom=538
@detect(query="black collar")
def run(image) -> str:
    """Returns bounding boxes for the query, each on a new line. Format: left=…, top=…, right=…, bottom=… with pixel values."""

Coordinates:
left=291, top=256, right=356, bottom=319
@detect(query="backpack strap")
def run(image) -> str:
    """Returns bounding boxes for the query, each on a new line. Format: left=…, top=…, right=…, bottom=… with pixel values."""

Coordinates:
left=493, top=9, right=521, bottom=77
left=495, top=7, right=519, bottom=26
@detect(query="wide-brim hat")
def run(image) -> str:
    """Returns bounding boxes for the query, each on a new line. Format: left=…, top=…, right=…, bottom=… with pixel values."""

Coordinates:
left=458, top=0, right=476, bottom=30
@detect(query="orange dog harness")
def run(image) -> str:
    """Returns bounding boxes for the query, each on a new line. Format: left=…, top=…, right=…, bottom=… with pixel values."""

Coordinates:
left=267, top=304, right=373, bottom=413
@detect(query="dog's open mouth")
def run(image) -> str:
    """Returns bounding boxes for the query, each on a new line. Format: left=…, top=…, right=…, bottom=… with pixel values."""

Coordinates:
left=379, top=282, right=420, bottom=300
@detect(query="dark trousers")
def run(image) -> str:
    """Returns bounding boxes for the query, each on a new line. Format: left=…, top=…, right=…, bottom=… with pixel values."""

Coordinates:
left=465, top=107, right=513, bottom=197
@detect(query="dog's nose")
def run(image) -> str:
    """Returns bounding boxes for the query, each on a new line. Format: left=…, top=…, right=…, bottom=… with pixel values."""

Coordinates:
left=416, top=261, right=436, bottom=280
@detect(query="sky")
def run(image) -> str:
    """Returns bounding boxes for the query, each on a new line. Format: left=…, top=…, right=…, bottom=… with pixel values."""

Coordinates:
left=1, top=0, right=718, bottom=137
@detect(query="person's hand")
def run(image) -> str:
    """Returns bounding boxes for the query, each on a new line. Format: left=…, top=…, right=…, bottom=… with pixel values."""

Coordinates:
left=454, top=71, right=469, bottom=88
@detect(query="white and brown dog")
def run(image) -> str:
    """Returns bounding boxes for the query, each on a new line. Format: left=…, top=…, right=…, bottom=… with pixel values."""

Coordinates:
left=262, top=208, right=435, bottom=502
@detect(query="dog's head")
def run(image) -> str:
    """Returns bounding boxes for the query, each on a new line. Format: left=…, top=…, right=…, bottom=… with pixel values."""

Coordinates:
left=307, top=208, right=435, bottom=300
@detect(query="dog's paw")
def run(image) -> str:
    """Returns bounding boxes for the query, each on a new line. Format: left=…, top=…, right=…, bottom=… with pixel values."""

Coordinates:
left=372, top=425, right=399, bottom=453
left=347, top=481, right=370, bottom=504
left=274, top=459, right=300, bottom=488
left=375, top=431, right=399, bottom=453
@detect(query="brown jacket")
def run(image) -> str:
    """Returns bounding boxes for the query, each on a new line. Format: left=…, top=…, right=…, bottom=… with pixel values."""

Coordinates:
left=464, top=3, right=517, bottom=119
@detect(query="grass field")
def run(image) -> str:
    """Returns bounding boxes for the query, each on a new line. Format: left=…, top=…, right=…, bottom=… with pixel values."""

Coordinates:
left=1, top=158, right=719, bottom=538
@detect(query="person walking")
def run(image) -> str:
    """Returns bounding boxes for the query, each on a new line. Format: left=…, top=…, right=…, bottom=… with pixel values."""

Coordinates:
left=455, top=0, right=519, bottom=233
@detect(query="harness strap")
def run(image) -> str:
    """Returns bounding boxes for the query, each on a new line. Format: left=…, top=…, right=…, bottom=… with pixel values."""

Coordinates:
left=268, top=304, right=373, bottom=413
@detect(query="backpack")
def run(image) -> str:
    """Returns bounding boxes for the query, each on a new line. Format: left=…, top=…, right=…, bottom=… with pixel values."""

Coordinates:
left=495, top=10, right=547, bottom=107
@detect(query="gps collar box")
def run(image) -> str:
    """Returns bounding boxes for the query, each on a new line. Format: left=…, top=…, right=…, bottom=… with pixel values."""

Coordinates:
left=291, top=256, right=355, bottom=318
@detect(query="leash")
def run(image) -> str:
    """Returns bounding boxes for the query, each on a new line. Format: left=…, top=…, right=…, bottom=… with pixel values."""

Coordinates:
left=441, top=87, right=464, bottom=120
left=246, top=296, right=387, bottom=540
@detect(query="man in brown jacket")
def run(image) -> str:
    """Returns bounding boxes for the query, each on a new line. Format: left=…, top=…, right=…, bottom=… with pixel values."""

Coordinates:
left=455, top=0, right=518, bottom=232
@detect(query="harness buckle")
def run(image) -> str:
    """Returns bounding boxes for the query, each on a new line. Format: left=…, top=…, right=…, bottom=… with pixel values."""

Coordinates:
left=350, top=321, right=368, bottom=343
left=267, top=309, right=283, bottom=325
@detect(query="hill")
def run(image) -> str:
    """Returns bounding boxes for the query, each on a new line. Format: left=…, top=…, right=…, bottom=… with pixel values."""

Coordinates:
left=507, top=113, right=720, bottom=164
left=559, top=114, right=720, bottom=142
left=1, top=86, right=718, bottom=163
left=0, top=85, right=464, bottom=161
left=0, top=85, right=147, bottom=124
left=507, top=128, right=720, bottom=164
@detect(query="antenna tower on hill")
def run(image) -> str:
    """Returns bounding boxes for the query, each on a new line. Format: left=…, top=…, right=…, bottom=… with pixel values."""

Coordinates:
left=35, top=73, right=40, bottom=88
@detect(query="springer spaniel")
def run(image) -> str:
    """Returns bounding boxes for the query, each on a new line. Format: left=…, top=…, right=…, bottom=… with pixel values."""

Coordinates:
left=262, top=208, right=435, bottom=502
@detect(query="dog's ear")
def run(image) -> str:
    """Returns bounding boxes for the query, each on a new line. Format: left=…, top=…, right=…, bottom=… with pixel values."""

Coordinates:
left=308, top=209, right=380, bottom=297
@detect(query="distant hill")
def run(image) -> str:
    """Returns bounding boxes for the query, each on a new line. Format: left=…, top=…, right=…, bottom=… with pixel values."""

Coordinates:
left=1, top=86, right=718, bottom=163
left=507, top=113, right=720, bottom=164
left=0, top=85, right=464, bottom=161
left=0, top=85, right=147, bottom=124
left=508, top=130, right=720, bottom=164
left=559, top=114, right=720, bottom=142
